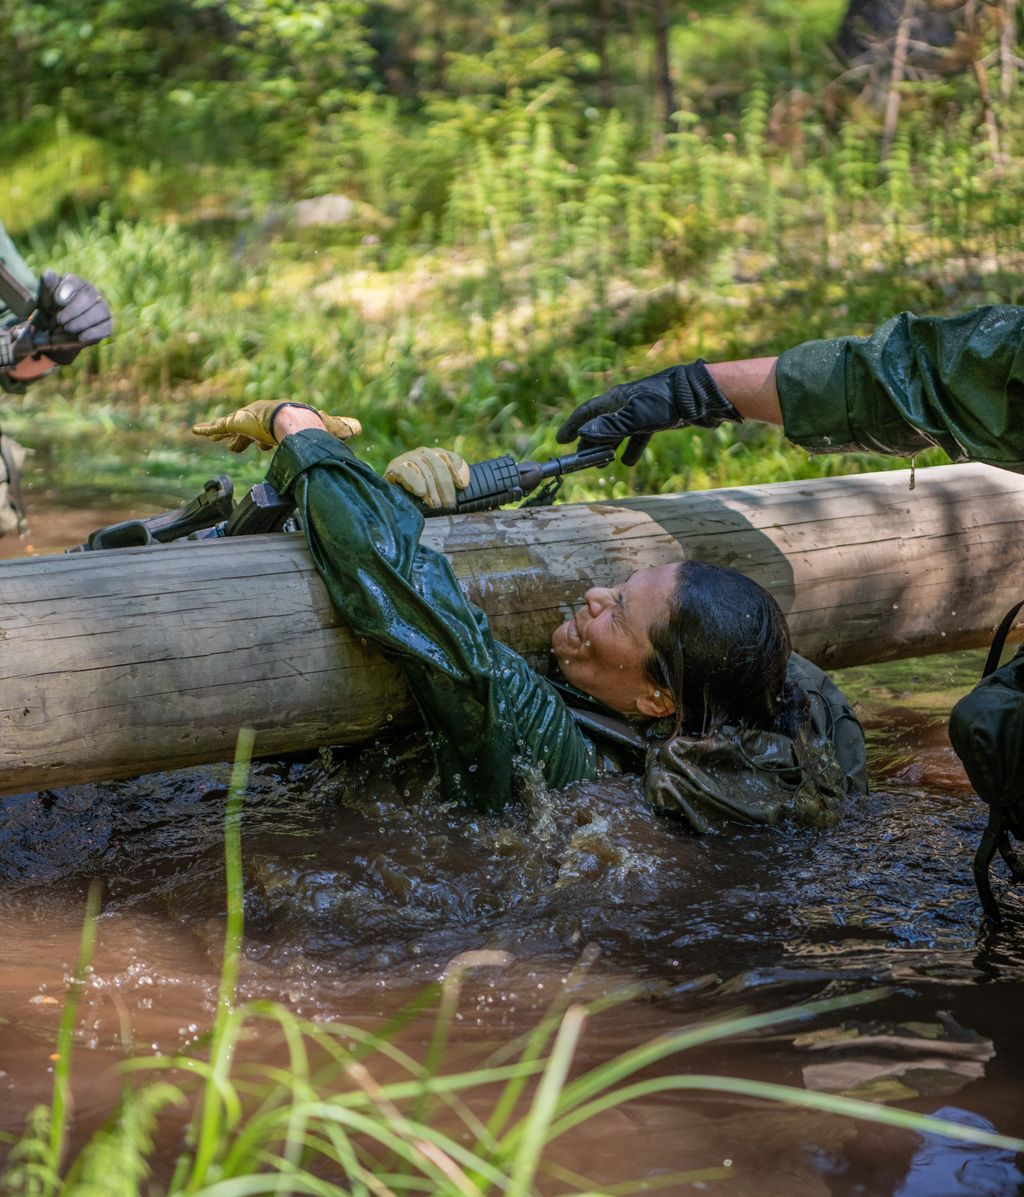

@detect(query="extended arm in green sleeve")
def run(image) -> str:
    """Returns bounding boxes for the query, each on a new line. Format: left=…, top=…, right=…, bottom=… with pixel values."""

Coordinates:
left=267, top=429, right=512, bottom=807
left=776, top=305, right=1024, bottom=472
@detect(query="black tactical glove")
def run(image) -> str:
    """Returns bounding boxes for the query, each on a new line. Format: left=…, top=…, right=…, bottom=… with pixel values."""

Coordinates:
left=555, top=360, right=741, bottom=466
left=32, top=269, right=113, bottom=364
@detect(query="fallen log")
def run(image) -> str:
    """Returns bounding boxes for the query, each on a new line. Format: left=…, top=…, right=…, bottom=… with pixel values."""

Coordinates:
left=2, top=462, right=1023, bottom=795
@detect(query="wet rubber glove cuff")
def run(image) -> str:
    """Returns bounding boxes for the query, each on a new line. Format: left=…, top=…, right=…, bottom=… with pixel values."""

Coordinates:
left=667, top=360, right=741, bottom=428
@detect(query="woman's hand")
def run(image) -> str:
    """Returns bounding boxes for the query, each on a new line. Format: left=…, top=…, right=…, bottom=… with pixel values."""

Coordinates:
left=192, top=401, right=361, bottom=452
left=384, top=447, right=469, bottom=509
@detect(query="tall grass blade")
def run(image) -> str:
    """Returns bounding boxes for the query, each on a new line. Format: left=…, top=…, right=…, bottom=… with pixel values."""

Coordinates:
left=506, top=1003, right=586, bottom=1197
left=48, top=879, right=103, bottom=1188
left=187, top=726, right=255, bottom=1191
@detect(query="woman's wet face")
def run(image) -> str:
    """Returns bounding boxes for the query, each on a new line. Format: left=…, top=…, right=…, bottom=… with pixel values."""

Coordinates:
left=551, top=563, right=679, bottom=717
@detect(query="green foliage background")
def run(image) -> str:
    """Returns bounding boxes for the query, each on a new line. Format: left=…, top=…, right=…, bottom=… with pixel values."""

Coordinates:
left=1, top=0, right=1022, bottom=502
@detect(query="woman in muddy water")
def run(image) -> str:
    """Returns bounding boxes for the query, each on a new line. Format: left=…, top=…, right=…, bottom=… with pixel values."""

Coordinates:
left=193, top=400, right=867, bottom=829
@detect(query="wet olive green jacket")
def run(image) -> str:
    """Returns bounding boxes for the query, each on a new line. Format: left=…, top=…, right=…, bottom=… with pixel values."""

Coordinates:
left=268, top=429, right=598, bottom=810
left=268, top=430, right=867, bottom=821
left=0, top=220, right=36, bottom=321
left=645, top=653, right=867, bottom=833
left=776, top=305, right=1024, bottom=471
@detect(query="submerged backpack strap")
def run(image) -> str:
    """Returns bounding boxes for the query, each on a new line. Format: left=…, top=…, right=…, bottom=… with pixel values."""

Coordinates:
left=547, top=676, right=649, bottom=771
left=568, top=706, right=647, bottom=759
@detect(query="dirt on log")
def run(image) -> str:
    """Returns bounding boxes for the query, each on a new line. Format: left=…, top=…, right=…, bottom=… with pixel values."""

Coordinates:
left=1, top=462, right=1022, bottom=794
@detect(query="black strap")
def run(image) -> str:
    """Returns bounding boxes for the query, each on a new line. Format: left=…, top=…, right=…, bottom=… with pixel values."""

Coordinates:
left=568, top=706, right=647, bottom=757
left=983, top=599, right=1024, bottom=678
left=974, top=808, right=1005, bottom=924
left=548, top=674, right=649, bottom=766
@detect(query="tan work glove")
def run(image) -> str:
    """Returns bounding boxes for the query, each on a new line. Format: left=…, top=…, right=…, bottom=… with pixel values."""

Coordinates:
left=192, top=401, right=362, bottom=453
left=384, top=447, right=470, bottom=509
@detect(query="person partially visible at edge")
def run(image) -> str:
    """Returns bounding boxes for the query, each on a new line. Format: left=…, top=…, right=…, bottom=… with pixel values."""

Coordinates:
left=554, top=304, right=1024, bottom=474
left=0, top=219, right=113, bottom=395
left=0, top=219, right=113, bottom=536
left=192, top=400, right=867, bottom=832
left=552, top=304, right=1024, bottom=893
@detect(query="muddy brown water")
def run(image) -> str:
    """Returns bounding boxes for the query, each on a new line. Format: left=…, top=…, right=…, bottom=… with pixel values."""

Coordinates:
left=1, top=506, right=1023, bottom=1195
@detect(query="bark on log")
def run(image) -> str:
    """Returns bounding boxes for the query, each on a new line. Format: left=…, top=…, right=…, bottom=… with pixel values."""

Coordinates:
left=2, top=462, right=1023, bottom=795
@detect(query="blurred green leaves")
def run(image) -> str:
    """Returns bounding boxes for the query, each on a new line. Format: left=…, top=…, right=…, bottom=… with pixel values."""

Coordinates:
left=2, top=0, right=1022, bottom=504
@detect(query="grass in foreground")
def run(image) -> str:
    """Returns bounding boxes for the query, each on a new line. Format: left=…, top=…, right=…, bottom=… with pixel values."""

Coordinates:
left=2, top=729, right=1022, bottom=1196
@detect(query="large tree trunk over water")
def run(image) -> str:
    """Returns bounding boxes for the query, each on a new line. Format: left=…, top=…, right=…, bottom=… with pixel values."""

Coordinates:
left=2, top=463, right=1024, bottom=795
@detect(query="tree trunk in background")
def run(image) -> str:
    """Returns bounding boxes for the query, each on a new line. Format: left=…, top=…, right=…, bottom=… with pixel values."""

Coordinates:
left=623, top=1, right=650, bottom=132
left=1000, top=0, right=1019, bottom=99
left=0, top=3, right=35, bottom=125
left=881, top=0, right=913, bottom=158
left=652, top=0, right=676, bottom=134
left=973, top=46, right=1004, bottom=165
left=596, top=0, right=614, bottom=107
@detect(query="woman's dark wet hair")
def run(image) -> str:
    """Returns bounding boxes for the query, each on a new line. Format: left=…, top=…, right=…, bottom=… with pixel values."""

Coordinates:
left=644, top=560, right=808, bottom=737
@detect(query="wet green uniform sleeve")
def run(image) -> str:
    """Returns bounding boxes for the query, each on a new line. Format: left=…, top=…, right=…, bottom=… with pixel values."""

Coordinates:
left=0, top=221, right=39, bottom=394
left=266, top=429, right=597, bottom=810
left=776, top=306, right=1024, bottom=472
left=0, top=220, right=37, bottom=320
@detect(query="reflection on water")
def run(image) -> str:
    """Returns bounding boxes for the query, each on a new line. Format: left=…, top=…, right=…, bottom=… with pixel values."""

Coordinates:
left=0, top=499, right=163, bottom=560
left=0, top=578, right=1022, bottom=1190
